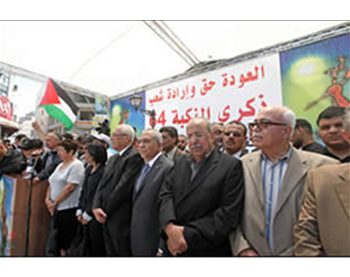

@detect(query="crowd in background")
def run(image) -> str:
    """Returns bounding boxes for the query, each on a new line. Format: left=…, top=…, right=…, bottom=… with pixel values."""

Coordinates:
left=0, top=104, right=349, bottom=257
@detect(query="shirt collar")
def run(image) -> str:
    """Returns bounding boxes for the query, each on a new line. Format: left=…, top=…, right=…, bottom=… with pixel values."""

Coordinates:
left=165, top=146, right=177, bottom=160
left=119, top=144, right=132, bottom=156
left=187, top=148, right=214, bottom=165
left=261, top=144, right=293, bottom=164
left=234, top=150, right=242, bottom=159
left=146, top=152, right=162, bottom=168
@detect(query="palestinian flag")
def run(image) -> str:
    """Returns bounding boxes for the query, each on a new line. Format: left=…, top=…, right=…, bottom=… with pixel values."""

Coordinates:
left=39, top=78, right=78, bottom=130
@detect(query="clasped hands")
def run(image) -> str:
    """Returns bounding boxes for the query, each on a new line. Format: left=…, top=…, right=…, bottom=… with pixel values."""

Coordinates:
left=92, top=208, right=108, bottom=224
left=165, top=223, right=188, bottom=256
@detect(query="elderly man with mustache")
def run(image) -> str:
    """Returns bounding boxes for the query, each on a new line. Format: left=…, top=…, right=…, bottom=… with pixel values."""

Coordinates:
left=159, top=118, right=244, bottom=257
left=230, top=105, right=338, bottom=256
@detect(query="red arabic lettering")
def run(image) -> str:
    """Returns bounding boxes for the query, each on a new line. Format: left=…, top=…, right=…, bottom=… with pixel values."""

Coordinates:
left=170, top=106, right=212, bottom=128
left=218, top=105, right=231, bottom=123
left=221, top=73, right=236, bottom=88
left=151, top=110, right=167, bottom=127
left=259, top=94, right=267, bottom=107
left=152, top=64, right=267, bottom=106
left=222, top=73, right=228, bottom=87
left=237, top=97, right=256, bottom=121
left=190, top=86, right=196, bottom=98
left=200, top=78, right=216, bottom=96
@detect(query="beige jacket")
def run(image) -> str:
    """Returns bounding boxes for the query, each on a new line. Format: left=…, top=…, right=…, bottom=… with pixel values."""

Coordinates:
left=230, top=148, right=338, bottom=256
left=294, top=163, right=350, bottom=256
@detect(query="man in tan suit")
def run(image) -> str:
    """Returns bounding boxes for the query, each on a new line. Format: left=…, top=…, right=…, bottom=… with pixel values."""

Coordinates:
left=294, top=107, right=350, bottom=256
left=230, top=106, right=338, bottom=256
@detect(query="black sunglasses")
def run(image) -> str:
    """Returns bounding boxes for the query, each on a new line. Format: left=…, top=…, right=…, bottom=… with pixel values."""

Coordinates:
left=224, top=131, right=242, bottom=137
left=248, top=120, right=287, bottom=130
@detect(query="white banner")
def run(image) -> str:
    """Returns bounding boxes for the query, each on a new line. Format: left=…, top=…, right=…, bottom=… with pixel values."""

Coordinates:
left=146, top=54, right=282, bottom=132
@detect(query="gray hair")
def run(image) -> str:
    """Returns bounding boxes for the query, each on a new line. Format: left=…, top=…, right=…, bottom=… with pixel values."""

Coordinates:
left=186, top=118, right=211, bottom=132
left=144, top=128, right=163, bottom=144
left=282, top=108, right=296, bottom=129
left=263, top=106, right=295, bottom=140
left=119, top=124, right=136, bottom=143
left=282, top=108, right=296, bottom=140
left=343, top=107, right=350, bottom=133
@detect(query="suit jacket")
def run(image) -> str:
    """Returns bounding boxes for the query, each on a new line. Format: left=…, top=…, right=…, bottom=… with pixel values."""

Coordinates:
left=131, top=154, right=173, bottom=256
left=230, top=148, right=339, bottom=256
left=164, top=147, right=186, bottom=161
left=173, top=147, right=185, bottom=160
left=92, top=146, right=143, bottom=238
left=37, top=150, right=62, bottom=181
left=159, top=150, right=244, bottom=257
left=294, top=163, right=350, bottom=256
left=78, top=164, right=105, bottom=218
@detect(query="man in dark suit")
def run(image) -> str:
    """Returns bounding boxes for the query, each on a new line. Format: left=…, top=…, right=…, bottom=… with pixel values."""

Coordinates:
left=158, top=118, right=244, bottom=257
left=223, top=120, right=249, bottom=159
left=160, top=126, right=185, bottom=161
left=131, top=129, right=173, bottom=257
left=92, top=124, right=143, bottom=256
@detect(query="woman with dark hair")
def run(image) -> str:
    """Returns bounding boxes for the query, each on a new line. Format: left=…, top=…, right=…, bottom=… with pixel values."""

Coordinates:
left=76, top=143, right=107, bottom=256
left=45, top=139, right=85, bottom=256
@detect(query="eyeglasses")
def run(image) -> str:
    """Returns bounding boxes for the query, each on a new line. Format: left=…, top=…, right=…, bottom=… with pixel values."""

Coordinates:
left=224, top=131, right=242, bottom=138
left=214, top=130, right=223, bottom=135
left=112, top=133, right=126, bottom=138
left=248, top=120, right=287, bottom=131
left=187, top=132, right=208, bottom=140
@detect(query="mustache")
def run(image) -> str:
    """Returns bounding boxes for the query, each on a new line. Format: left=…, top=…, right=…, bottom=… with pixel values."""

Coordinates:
left=190, top=144, right=202, bottom=150
left=225, top=139, right=236, bottom=144
left=252, top=132, right=263, bottom=138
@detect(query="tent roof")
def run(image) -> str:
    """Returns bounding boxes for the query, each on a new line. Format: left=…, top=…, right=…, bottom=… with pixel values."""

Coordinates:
left=1, top=21, right=348, bottom=101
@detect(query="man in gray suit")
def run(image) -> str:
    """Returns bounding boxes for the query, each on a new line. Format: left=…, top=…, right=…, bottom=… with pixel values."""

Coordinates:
left=130, top=129, right=173, bottom=257
left=230, top=106, right=338, bottom=256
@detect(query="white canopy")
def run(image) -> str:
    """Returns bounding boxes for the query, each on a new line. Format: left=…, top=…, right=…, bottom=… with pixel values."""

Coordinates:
left=1, top=21, right=347, bottom=98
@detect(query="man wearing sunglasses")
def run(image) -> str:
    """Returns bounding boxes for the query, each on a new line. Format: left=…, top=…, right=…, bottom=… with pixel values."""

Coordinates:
left=223, top=120, right=248, bottom=159
left=230, top=105, right=338, bottom=256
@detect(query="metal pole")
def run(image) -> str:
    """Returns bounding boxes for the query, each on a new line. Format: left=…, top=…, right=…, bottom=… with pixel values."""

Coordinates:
left=151, top=110, right=156, bottom=129
left=24, top=157, right=39, bottom=256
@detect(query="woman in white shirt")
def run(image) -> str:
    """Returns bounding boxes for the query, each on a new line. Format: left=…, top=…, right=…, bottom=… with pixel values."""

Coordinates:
left=45, top=139, right=85, bottom=257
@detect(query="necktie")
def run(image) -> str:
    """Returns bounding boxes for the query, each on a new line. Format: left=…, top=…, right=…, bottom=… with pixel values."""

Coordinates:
left=135, top=163, right=150, bottom=193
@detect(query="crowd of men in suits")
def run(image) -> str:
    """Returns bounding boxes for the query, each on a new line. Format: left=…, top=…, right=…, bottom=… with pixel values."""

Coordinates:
left=2, top=104, right=349, bottom=257
left=89, top=106, right=350, bottom=256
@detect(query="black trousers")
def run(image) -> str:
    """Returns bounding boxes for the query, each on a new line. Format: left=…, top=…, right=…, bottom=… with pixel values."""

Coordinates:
left=86, top=219, right=106, bottom=257
left=103, top=226, right=131, bottom=257
left=53, top=208, right=78, bottom=251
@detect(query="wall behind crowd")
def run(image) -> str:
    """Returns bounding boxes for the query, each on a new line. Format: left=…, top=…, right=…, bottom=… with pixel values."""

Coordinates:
left=110, top=31, right=350, bottom=137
